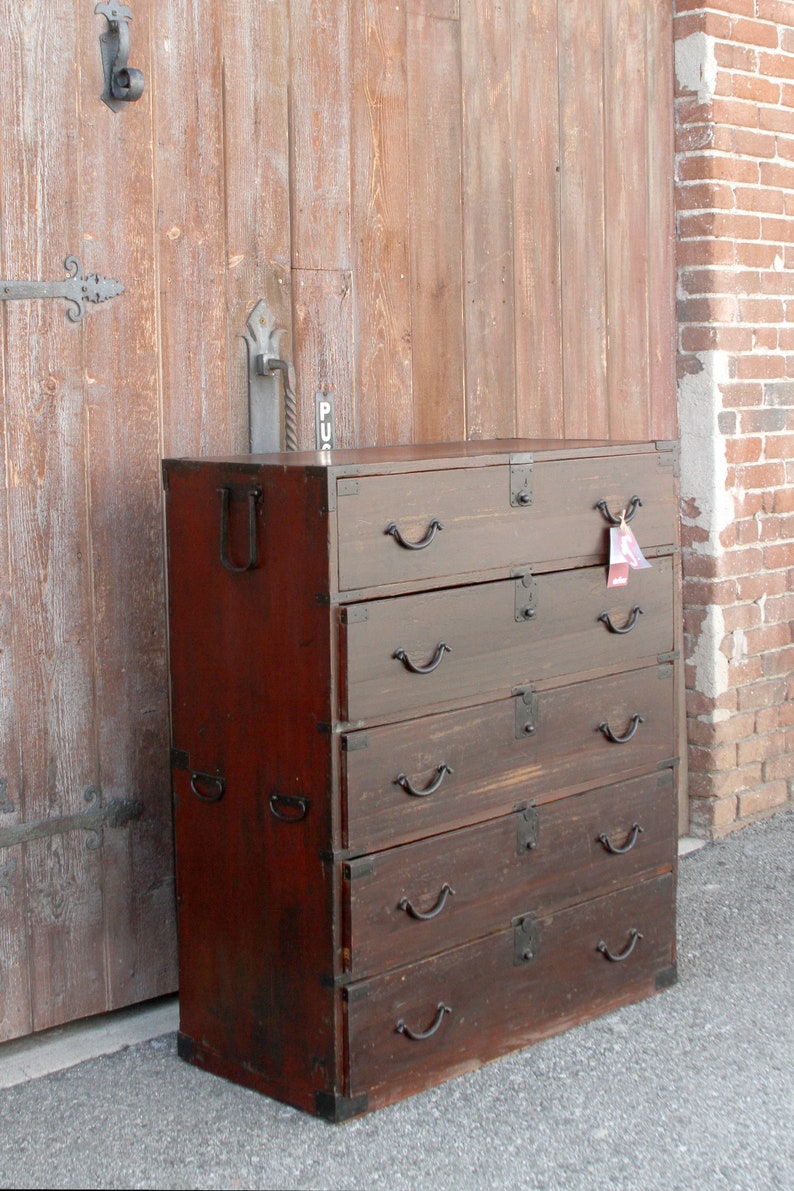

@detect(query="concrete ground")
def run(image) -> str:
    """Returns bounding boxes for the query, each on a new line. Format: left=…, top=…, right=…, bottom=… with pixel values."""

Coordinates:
left=0, top=810, right=792, bottom=1191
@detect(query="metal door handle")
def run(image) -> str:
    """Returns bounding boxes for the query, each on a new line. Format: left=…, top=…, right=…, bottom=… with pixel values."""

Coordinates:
left=96, top=3, right=145, bottom=110
left=599, top=606, right=643, bottom=634
left=597, top=929, right=643, bottom=962
left=595, top=495, right=642, bottom=525
left=395, top=764, right=454, bottom=797
left=394, top=643, right=452, bottom=674
left=398, top=883, right=455, bottom=920
left=385, top=518, right=444, bottom=550
left=598, top=823, right=644, bottom=854
left=396, top=1003, right=452, bottom=1041
left=599, top=714, right=644, bottom=744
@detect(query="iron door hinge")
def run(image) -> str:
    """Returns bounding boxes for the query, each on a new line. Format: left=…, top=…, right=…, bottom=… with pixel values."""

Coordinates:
left=0, top=256, right=124, bottom=322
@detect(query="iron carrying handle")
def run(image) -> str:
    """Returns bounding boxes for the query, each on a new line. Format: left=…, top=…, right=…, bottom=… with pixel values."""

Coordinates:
left=394, top=642, right=452, bottom=675
left=595, top=495, right=643, bottom=525
left=398, top=883, right=456, bottom=921
left=395, top=764, right=454, bottom=798
left=396, top=1002, right=452, bottom=1041
left=599, top=606, right=643, bottom=634
left=269, top=793, right=309, bottom=823
left=597, top=929, right=643, bottom=963
left=189, top=771, right=225, bottom=803
left=598, top=823, right=644, bottom=855
left=218, top=486, right=262, bottom=573
left=599, top=714, right=644, bottom=744
left=385, top=517, right=444, bottom=550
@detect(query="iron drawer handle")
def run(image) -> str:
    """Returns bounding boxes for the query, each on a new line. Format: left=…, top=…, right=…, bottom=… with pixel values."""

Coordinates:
left=599, top=714, right=644, bottom=744
left=218, top=486, right=262, bottom=573
left=595, top=495, right=643, bottom=525
left=598, top=606, right=643, bottom=634
left=395, top=764, right=454, bottom=798
left=385, top=517, right=444, bottom=550
left=598, top=823, right=644, bottom=855
left=398, top=883, right=456, bottom=920
left=597, top=929, right=643, bottom=963
left=394, top=642, right=452, bottom=674
left=396, top=1002, right=452, bottom=1041
left=189, top=771, right=225, bottom=803
left=269, top=793, right=309, bottom=823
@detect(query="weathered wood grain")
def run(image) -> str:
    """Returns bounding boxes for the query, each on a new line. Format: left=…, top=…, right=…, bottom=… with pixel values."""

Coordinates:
left=461, top=0, right=515, bottom=440
left=647, top=0, right=677, bottom=441
left=407, top=10, right=465, bottom=443
left=293, top=269, right=356, bottom=448
left=558, top=1, right=608, bottom=438
left=605, top=0, right=650, bottom=441
left=290, top=0, right=352, bottom=272
left=511, top=0, right=564, bottom=438
left=351, top=0, right=413, bottom=445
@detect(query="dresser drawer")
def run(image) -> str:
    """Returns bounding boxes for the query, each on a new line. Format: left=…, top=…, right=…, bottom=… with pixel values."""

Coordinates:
left=341, top=556, right=675, bottom=724
left=343, top=663, right=676, bottom=850
left=336, top=450, right=676, bottom=592
left=345, top=873, right=676, bottom=1105
left=344, top=770, right=676, bottom=979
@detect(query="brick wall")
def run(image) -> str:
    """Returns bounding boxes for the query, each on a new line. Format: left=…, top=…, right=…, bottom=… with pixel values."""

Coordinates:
left=675, top=1, right=794, bottom=836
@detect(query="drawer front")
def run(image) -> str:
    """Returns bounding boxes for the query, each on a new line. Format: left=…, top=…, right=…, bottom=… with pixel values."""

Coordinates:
left=345, top=770, right=676, bottom=979
left=346, top=873, right=675, bottom=1103
left=343, top=664, right=676, bottom=851
left=336, top=451, right=676, bottom=592
left=341, top=556, right=675, bottom=724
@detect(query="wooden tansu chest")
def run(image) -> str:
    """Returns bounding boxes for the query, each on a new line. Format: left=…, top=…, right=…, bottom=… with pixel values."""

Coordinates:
left=162, top=439, right=680, bottom=1122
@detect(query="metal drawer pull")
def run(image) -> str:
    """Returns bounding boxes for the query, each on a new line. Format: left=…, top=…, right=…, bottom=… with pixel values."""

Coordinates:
left=598, top=823, right=644, bottom=855
left=398, top=883, right=456, bottom=920
left=597, top=929, right=643, bottom=962
left=269, top=793, right=309, bottom=823
left=595, top=495, right=642, bottom=525
left=599, top=606, right=643, bottom=634
left=385, top=517, right=444, bottom=550
left=395, top=764, right=454, bottom=798
left=396, top=1002, right=452, bottom=1041
left=189, top=771, right=225, bottom=803
left=218, top=486, right=262, bottom=573
left=394, top=642, right=452, bottom=674
left=599, top=714, right=644, bottom=744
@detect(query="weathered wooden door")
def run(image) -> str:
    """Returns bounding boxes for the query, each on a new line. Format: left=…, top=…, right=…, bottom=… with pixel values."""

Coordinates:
left=0, top=0, right=676, bottom=1042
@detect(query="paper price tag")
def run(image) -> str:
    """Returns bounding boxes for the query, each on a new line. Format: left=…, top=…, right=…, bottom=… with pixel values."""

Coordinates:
left=607, top=518, right=652, bottom=589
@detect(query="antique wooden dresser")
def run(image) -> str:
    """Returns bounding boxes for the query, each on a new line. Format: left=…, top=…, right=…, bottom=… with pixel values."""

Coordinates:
left=162, top=439, right=680, bottom=1121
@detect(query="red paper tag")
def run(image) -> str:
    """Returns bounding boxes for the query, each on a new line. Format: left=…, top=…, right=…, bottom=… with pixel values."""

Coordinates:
left=607, top=520, right=652, bottom=588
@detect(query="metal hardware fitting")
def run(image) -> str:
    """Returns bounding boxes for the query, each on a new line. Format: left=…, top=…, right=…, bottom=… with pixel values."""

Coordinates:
left=0, top=859, right=17, bottom=897
left=218, top=485, right=262, bottom=573
left=514, top=571, right=538, bottom=622
left=510, top=454, right=534, bottom=507
left=395, top=764, right=453, bottom=798
left=243, top=299, right=297, bottom=452
left=0, top=786, right=142, bottom=853
left=0, top=256, right=124, bottom=323
left=95, top=3, right=145, bottom=110
left=398, top=883, right=455, bottom=920
left=189, top=771, right=225, bottom=804
left=597, top=928, right=643, bottom=962
left=385, top=518, right=444, bottom=551
left=595, top=495, right=643, bottom=525
left=514, top=687, right=539, bottom=739
left=269, top=793, right=309, bottom=823
left=516, top=804, right=540, bottom=854
left=598, top=823, right=643, bottom=855
left=394, top=642, right=452, bottom=675
left=513, top=914, right=540, bottom=965
left=396, top=1003, right=452, bottom=1041
left=599, top=714, right=644, bottom=744
left=599, top=606, right=643, bottom=634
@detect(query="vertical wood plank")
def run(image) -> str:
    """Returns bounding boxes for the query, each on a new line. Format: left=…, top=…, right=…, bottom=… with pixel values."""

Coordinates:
left=558, top=0, right=608, bottom=438
left=290, top=0, right=352, bottom=272
left=0, top=0, right=106, bottom=1031
left=461, top=0, right=515, bottom=440
left=407, top=10, right=465, bottom=443
left=154, top=0, right=230, bottom=458
left=351, top=0, right=413, bottom=446
left=604, top=0, right=650, bottom=441
left=293, top=270, right=356, bottom=448
left=79, top=0, right=177, bottom=1008
left=647, top=0, right=677, bottom=441
left=511, top=0, right=564, bottom=438
left=222, top=0, right=292, bottom=452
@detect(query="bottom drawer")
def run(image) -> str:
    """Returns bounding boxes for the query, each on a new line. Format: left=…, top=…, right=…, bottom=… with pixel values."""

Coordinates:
left=345, top=873, right=675, bottom=1107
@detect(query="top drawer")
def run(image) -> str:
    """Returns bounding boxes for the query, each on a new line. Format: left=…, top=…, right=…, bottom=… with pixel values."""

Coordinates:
left=335, top=449, right=676, bottom=592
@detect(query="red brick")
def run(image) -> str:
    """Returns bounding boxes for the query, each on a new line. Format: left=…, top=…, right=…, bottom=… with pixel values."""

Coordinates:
left=736, top=676, right=788, bottom=710
left=733, top=489, right=765, bottom=517
left=678, top=295, right=740, bottom=322
left=763, top=433, right=794, bottom=458
left=688, top=764, right=762, bottom=799
left=758, top=0, right=794, bottom=27
left=737, top=782, right=790, bottom=819
left=737, top=732, right=786, bottom=765
left=687, top=711, right=756, bottom=746
left=735, top=517, right=762, bottom=544
left=681, top=326, right=753, bottom=352
left=744, top=623, right=793, bottom=652
left=726, top=656, right=764, bottom=685
left=686, top=687, right=738, bottom=717
left=732, top=461, right=787, bottom=488
left=763, top=644, right=794, bottom=676
left=760, top=104, right=794, bottom=134
left=731, top=16, right=783, bottom=50
left=689, top=795, right=738, bottom=836
left=736, top=297, right=785, bottom=323
left=677, top=154, right=759, bottom=184
left=764, top=591, right=794, bottom=620
left=736, top=570, right=788, bottom=600
left=735, top=354, right=787, bottom=379
left=715, top=41, right=758, bottom=72
left=688, top=742, right=738, bottom=771
left=677, top=123, right=714, bottom=153
left=722, top=602, right=763, bottom=631
left=761, top=216, right=794, bottom=242
left=734, top=185, right=784, bottom=213
left=682, top=577, right=739, bottom=605
left=764, top=752, right=794, bottom=782
left=763, top=541, right=794, bottom=569
left=761, top=160, right=794, bottom=190
left=758, top=51, right=794, bottom=81
left=676, top=185, right=738, bottom=214
left=736, top=243, right=785, bottom=270
left=677, top=240, right=734, bottom=267
left=725, top=436, right=763, bottom=463
left=733, top=73, right=780, bottom=104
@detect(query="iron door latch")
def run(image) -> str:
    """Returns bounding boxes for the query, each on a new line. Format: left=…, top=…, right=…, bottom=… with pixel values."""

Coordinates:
left=96, top=3, right=145, bottom=111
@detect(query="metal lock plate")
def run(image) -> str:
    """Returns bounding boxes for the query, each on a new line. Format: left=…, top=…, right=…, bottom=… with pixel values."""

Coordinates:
left=516, top=804, right=540, bottom=854
left=514, top=571, right=538, bottom=623
left=510, top=454, right=534, bottom=507
left=514, top=687, right=539, bottom=739
left=513, top=914, right=540, bottom=966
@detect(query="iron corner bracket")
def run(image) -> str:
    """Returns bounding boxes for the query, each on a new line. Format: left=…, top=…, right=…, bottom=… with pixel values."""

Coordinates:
left=314, top=1090, right=369, bottom=1124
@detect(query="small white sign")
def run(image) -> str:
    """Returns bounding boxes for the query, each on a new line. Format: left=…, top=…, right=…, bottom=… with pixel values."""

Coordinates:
left=315, top=391, right=335, bottom=451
